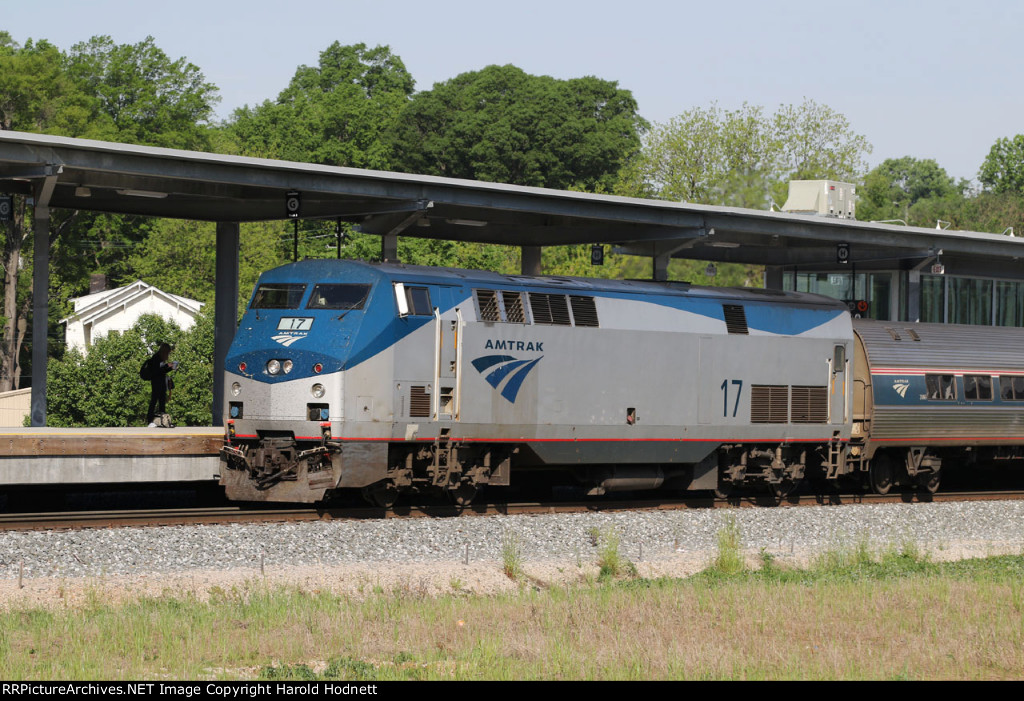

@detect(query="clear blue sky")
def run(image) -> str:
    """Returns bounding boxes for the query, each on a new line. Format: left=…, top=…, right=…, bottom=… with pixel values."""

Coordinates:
left=3, top=0, right=1021, bottom=183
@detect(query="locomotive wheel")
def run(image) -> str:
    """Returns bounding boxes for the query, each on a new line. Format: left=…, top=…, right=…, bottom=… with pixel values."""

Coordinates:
left=768, top=478, right=801, bottom=501
left=714, top=477, right=737, bottom=499
left=916, top=470, right=941, bottom=494
left=869, top=455, right=894, bottom=495
left=450, top=482, right=478, bottom=507
left=362, top=483, right=399, bottom=508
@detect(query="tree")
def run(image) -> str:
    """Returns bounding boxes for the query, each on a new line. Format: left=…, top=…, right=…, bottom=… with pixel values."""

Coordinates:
left=617, top=99, right=872, bottom=209
left=615, top=103, right=777, bottom=208
left=128, top=219, right=285, bottom=314
left=857, top=157, right=962, bottom=223
left=979, top=135, right=1024, bottom=195
left=389, top=64, right=647, bottom=192
left=66, top=35, right=219, bottom=151
left=0, top=37, right=115, bottom=391
left=230, top=43, right=413, bottom=168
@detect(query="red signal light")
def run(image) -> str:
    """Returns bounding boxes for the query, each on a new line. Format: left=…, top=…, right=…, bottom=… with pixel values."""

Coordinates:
left=239, top=361, right=247, bottom=372
left=313, top=363, right=323, bottom=374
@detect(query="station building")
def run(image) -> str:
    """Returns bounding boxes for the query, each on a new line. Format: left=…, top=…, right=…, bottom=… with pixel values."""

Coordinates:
left=772, top=181, right=1023, bottom=327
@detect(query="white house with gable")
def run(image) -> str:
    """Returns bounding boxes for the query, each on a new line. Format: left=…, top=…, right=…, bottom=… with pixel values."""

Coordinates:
left=62, top=280, right=204, bottom=354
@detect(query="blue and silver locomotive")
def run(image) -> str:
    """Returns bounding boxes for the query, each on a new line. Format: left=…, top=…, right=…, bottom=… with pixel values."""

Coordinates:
left=219, top=259, right=1024, bottom=504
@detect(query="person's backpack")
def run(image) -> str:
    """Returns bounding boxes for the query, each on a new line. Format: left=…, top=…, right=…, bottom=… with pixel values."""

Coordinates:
left=140, top=358, right=153, bottom=381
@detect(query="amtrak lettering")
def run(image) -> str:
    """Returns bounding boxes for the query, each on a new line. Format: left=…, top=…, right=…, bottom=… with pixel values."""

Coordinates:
left=484, top=339, right=544, bottom=352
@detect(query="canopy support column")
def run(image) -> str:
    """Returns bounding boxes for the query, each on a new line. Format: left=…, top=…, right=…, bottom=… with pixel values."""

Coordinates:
left=521, top=246, right=542, bottom=276
left=29, top=206, right=49, bottom=426
left=213, top=221, right=239, bottom=426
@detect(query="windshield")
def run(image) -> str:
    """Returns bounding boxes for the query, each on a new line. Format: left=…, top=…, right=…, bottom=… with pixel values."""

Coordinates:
left=252, top=283, right=306, bottom=309
left=306, top=283, right=372, bottom=310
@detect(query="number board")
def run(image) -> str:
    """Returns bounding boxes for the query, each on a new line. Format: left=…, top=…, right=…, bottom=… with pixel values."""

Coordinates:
left=277, top=317, right=313, bottom=331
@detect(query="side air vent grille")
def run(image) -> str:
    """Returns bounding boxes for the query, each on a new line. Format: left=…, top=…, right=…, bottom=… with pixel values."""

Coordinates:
left=409, top=386, right=431, bottom=418
left=569, top=296, right=599, bottom=327
left=475, top=289, right=500, bottom=322
left=790, top=386, right=828, bottom=423
left=723, top=304, right=749, bottom=335
left=502, top=291, right=526, bottom=323
left=529, top=293, right=572, bottom=326
left=751, top=385, right=788, bottom=423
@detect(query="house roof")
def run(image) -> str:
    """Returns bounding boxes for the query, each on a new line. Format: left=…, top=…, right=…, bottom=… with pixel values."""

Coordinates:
left=62, top=281, right=203, bottom=326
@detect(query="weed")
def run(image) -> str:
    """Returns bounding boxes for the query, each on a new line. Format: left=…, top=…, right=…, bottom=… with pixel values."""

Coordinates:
left=587, top=527, right=600, bottom=547
left=322, top=656, right=378, bottom=681
left=710, top=514, right=745, bottom=576
left=502, top=530, right=524, bottom=581
left=597, top=527, right=637, bottom=581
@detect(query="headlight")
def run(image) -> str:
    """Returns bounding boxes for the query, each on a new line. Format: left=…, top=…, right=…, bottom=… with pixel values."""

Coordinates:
left=231, top=382, right=241, bottom=396
left=311, top=383, right=325, bottom=398
left=282, top=359, right=293, bottom=374
left=267, top=359, right=281, bottom=375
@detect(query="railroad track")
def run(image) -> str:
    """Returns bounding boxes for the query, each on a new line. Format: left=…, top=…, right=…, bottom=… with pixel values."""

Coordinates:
left=1, top=488, right=1023, bottom=531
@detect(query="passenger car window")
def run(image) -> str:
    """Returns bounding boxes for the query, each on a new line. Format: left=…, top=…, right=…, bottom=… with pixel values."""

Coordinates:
left=306, top=284, right=371, bottom=310
left=999, top=376, right=1024, bottom=401
left=925, top=374, right=956, bottom=401
left=252, top=283, right=306, bottom=309
left=963, top=375, right=992, bottom=401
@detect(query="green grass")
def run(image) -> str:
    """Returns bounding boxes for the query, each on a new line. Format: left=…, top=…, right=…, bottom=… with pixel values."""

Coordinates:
left=2, top=523, right=1023, bottom=680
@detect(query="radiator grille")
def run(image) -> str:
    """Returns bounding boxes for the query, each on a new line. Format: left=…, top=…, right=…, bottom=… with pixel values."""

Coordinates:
left=475, top=289, right=500, bottom=321
left=529, top=293, right=572, bottom=325
left=751, top=385, right=788, bottom=423
left=790, top=386, right=828, bottom=423
left=569, top=296, right=599, bottom=327
left=409, top=386, right=431, bottom=418
left=723, top=304, right=749, bottom=335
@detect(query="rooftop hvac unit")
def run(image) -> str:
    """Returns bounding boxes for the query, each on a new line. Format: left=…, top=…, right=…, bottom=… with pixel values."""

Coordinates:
left=781, top=180, right=857, bottom=219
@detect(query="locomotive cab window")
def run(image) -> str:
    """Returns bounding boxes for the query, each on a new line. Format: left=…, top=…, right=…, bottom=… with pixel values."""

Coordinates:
left=963, top=375, right=993, bottom=401
left=396, top=285, right=432, bottom=316
left=925, top=374, right=957, bottom=401
left=306, top=284, right=371, bottom=310
left=252, top=283, right=306, bottom=309
left=999, top=376, right=1024, bottom=401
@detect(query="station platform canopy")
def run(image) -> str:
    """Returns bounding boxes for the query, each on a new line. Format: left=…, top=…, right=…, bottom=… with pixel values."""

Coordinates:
left=0, top=130, right=1021, bottom=268
left=1, top=130, right=1023, bottom=425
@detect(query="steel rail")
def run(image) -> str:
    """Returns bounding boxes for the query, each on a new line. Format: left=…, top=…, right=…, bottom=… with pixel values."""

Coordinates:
left=1, top=489, right=1023, bottom=531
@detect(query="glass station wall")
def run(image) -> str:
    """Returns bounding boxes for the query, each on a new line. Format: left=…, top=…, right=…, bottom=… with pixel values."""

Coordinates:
left=783, top=272, right=892, bottom=320
left=782, top=271, right=1024, bottom=327
left=920, top=274, right=1024, bottom=326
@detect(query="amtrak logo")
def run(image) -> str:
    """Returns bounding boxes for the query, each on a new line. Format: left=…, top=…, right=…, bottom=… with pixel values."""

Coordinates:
left=472, top=354, right=543, bottom=403
left=893, top=380, right=910, bottom=398
left=272, top=334, right=304, bottom=347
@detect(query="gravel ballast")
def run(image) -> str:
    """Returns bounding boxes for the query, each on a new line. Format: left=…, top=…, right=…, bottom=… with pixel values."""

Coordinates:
left=2, top=500, right=1024, bottom=581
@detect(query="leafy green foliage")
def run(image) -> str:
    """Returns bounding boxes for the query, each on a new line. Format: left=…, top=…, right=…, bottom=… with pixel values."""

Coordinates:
left=390, top=64, right=647, bottom=192
left=979, top=134, right=1024, bottom=194
left=66, top=35, right=219, bottom=150
left=128, top=219, right=285, bottom=313
left=47, top=313, right=214, bottom=427
left=230, top=43, right=412, bottom=168
left=0, top=38, right=111, bottom=136
left=617, top=99, right=871, bottom=209
left=857, top=157, right=963, bottom=223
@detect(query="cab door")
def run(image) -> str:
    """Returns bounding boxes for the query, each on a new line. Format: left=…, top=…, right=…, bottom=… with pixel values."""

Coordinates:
left=829, top=344, right=848, bottom=424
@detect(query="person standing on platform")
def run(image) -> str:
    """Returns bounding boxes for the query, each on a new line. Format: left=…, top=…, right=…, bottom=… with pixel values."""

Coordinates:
left=144, top=342, right=177, bottom=427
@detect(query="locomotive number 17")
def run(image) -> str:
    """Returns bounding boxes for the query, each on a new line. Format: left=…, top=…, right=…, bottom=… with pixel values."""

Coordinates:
left=721, top=379, right=743, bottom=417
